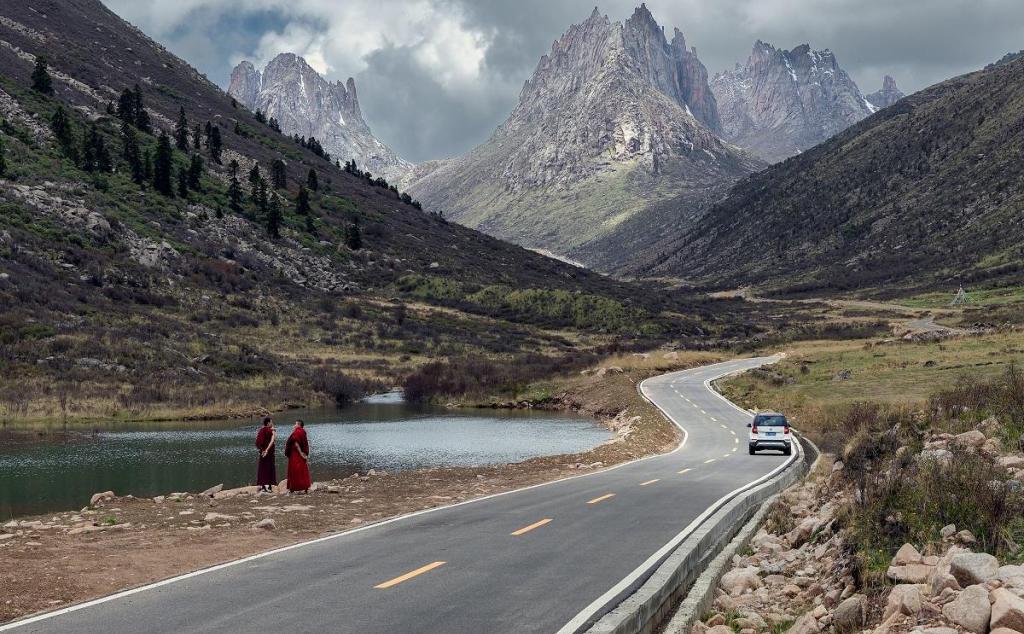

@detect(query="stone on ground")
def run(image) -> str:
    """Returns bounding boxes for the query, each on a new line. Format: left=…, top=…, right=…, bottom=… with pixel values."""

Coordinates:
left=990, top=587, right=1024, bottom=632
left=942, top=584, right=991, bottom=634
left=951, top=552, right=1000, bottom=586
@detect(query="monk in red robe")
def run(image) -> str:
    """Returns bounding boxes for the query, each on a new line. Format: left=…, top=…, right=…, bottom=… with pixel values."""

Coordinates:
left=255, top=417, right=277, bottom=492
left=285, top=420, right=312, bottom=493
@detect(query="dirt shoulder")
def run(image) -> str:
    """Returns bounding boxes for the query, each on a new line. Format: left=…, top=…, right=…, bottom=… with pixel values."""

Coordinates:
left=0, top=353, right=716, bottom=625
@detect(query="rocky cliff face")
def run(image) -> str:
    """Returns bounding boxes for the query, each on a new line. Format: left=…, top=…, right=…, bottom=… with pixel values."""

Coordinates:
left=866, top=75, right=905, bottom=109
left=408, top=5, right=759, bottom=267
left=228, top=53, right=411, bottom=182
left=712, top=41, right=875, bottom=163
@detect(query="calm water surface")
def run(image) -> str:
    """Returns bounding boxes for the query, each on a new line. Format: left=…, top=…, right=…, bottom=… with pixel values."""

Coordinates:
left=0, top=393, right=609, bottom=519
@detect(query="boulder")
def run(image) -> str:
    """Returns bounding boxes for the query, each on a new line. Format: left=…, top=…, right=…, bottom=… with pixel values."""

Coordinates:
left=200, top=484, right=224, bottom=497
left=884, top=584, right=923, bottom=621
left=888, top=564, right=934, bottom=583
left=788, top=612, right=819, bottom=634
left=942, top=584, right=991, bottom=634
left=990, top=587, right=1024, bottom=632
left=89, top=491, right=115, bottom=506
left=958, top=530, right=979, bottom=545
left=706, top=627, right=733, bottom=634
left=706, top=614, right=726, bottom=626
left=953, top=430, right=987, bottom=449
left=254, top=518, right=276, bottom=530
left=720, top=567, right=762, bottom=596
left=998, top=565, right=1024, bottom=589
left=203, top=512, right=237, bottom=523
left=833, top=595, right=866, bottom=630
left=941, top=524, right=958, bottom=539
left=998, top=456, right=1024, bottom=470
left=894, top=543, right=923, bottom=565
left=952, top=552, right=1000, bottom=586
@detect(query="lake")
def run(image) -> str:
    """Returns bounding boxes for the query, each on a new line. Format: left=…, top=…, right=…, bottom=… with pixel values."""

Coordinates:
left=0, top=392, right=610, bottom=520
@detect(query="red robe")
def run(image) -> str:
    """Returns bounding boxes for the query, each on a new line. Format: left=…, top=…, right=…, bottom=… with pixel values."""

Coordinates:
left=255, top=427, right=277, bottom=487
left=285, top=427, right=312, bottom=492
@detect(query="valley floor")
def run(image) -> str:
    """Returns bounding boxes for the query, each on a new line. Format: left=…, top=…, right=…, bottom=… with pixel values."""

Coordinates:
left=0, top=354, right=706, bottom=625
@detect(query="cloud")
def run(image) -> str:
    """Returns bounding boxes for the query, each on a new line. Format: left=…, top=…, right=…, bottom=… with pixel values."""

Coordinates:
left=103, top=0, right=1024, bottom=161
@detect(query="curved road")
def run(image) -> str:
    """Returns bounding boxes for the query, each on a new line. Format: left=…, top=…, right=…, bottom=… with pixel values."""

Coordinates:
left=5, top=356, right=792, bottom=634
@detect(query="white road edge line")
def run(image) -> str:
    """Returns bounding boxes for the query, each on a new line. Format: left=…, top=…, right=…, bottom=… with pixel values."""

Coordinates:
left=1, top=361, right=782, bottom=630
left=556, top=356, right=794, bottom=634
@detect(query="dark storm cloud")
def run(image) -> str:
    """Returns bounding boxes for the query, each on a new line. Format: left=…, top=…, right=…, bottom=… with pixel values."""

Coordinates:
left=104, top=1, right=1024, bottom=162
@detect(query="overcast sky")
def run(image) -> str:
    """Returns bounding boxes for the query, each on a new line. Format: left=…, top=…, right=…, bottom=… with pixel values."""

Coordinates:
left=104, top=0, right=1024, bottom=162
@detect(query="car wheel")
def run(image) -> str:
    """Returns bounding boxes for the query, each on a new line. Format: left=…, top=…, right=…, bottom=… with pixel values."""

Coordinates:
left=748, top=446, right=756, bottom=455
left=783, top=447, right=792, bottom=456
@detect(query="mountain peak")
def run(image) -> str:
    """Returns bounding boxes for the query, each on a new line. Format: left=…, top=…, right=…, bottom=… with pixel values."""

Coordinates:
left=713, top=39, right=873, bottom=162
left=227, top=53, right=410, bottom=181
left=866, top=74, right=905, bottom=110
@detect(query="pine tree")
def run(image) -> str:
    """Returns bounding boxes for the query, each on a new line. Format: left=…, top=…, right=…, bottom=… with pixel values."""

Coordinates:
left=117, top=89, right=134, bottom=126
left=142, top=148, right=153, bottom=183
left=344, top=218, right=362, bottom=250
left=270, top=159, right=287, bottom=189
left=203, top=121, right=213, bottom=148
left=228, top=173, right=244, bottom=214
left=121, top=125, right=144, bottom=184
left=253, top=177, right=268, bottom=217
left=248, top=163, right=261, bottom=189
left=0, top=135, right=6, bottom=177
left=176, top=166, right=188, bottom=198
left=174, top=106, right=189, bottom=151
left=192, top=124, right=201, bottom=150
left=306, top=168, right=319, bottom=192
left=305, top=213, right=316, bottom=235
left=208, top=126, right=222, bottom=163
left=295, top=186, right=311, bottom=216
left=50, top=106, right=77, bottom=161
left=132, top=85, right=151, bottom=134
left=152, top=133, right=174, bottom=196
left=187, top=154, right=204, bottom=190
left=81, top=123, right=111, bottom=172
left=266, top=193, right=282, bottom=238
left=31, top=57, right=53, bottom=95
left=228, top=159, right=239, bottom=180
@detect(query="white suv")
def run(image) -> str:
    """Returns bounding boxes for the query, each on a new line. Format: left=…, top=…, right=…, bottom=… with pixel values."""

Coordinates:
left=747, top=412, right=792, bottom=455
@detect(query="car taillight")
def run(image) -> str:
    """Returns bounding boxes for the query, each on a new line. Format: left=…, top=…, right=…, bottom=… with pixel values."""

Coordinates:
left=784, top=426, right=790, bottom=435
left=752, top=426, right=758, bottom=434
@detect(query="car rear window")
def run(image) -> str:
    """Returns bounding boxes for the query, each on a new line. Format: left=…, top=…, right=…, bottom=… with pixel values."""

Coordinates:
left=754, top=415, right=787, bottom=427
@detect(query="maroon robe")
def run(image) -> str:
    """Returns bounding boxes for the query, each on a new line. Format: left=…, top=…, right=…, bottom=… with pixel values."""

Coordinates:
left=255, top=427, right=277, bottom=487
left=285, top=427, right=312, bottom=492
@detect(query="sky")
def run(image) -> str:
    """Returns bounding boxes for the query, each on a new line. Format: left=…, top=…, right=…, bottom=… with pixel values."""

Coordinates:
left=103, top=0, right=1024, bottom=162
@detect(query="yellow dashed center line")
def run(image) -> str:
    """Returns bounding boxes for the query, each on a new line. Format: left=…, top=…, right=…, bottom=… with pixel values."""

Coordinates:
left=374, top=561, right=446, bottom=589
left=709, top=417, right=717, bottom=422
left=704, top=458, right=716, bottom=464
left=700, top=409, right=707, bottom=415
left=677, top=468, right=692, bottom=475
left=723, top=453, right=731, bottom=458
left=510, top=518, right=552, bottom=536
left=587, top=493, right=616, bottom=505
left=734, top=437, right=739, bottom=444
left=639, top=479, right=660, bottom=486
left=731, top=447, right=737, bottom=453
left=719, top=424, right=727, bottom=429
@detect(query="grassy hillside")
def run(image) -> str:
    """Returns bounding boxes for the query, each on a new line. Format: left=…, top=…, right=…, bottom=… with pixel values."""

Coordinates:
left=626, top=56, right=1024, bottom=295
left=0, top=0, right=761, bottom=426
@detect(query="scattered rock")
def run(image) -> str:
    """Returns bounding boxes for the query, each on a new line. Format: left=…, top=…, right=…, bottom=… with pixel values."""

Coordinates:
left=990, top=587, right=1024, bottom=632
left=253, top=518, right=276, bottom=531
left=720, top=567, right=762, bottom=596
left=957, top=530, right=978, bottom=545
left=951, top=552, right=999, bottom=586
left=89, top=491, right=115, bottom=506
left=200, top=484, right=224, bottom=497
left=940, top=524, right=957, bottom=539
left=203, top=513, right=237, bottom=523
left=832, top=369, right=852, bottom=381
left=833, top=594, right=866, bottom=630
left=788, top=612, right=820, bottom=634
left=894, top=543, right=923, bottom=565
left=942, top=584, right=991, bottom=634
left=706, top=613, right=726, bottom=627
left=884, top=584, right=922, bottom=621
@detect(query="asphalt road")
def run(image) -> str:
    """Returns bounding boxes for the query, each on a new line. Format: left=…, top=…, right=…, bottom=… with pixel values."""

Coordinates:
left=6, top=356, right=792, bottom=634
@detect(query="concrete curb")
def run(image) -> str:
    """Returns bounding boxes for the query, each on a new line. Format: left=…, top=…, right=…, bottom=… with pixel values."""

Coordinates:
left=585, top=434, right=819, bottom=634
left=661, top=434, right=821, bottom=634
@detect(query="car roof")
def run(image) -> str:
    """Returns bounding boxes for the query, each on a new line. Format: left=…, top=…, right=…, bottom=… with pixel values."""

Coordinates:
left=754, top=411, right=786, bottom=417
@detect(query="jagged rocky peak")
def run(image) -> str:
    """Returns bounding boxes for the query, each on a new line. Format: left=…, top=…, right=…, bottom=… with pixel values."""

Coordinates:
left=407, top=4, right=760, bottom=265
left=866, top=75, right=905, bottom=109
left=227, top=60, right=261, bottom=110
left=227, top=53, right=411, bottom=182
left=620, top=4, right=721, bottom=133
left=712, top=40, right=874, bottom=163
